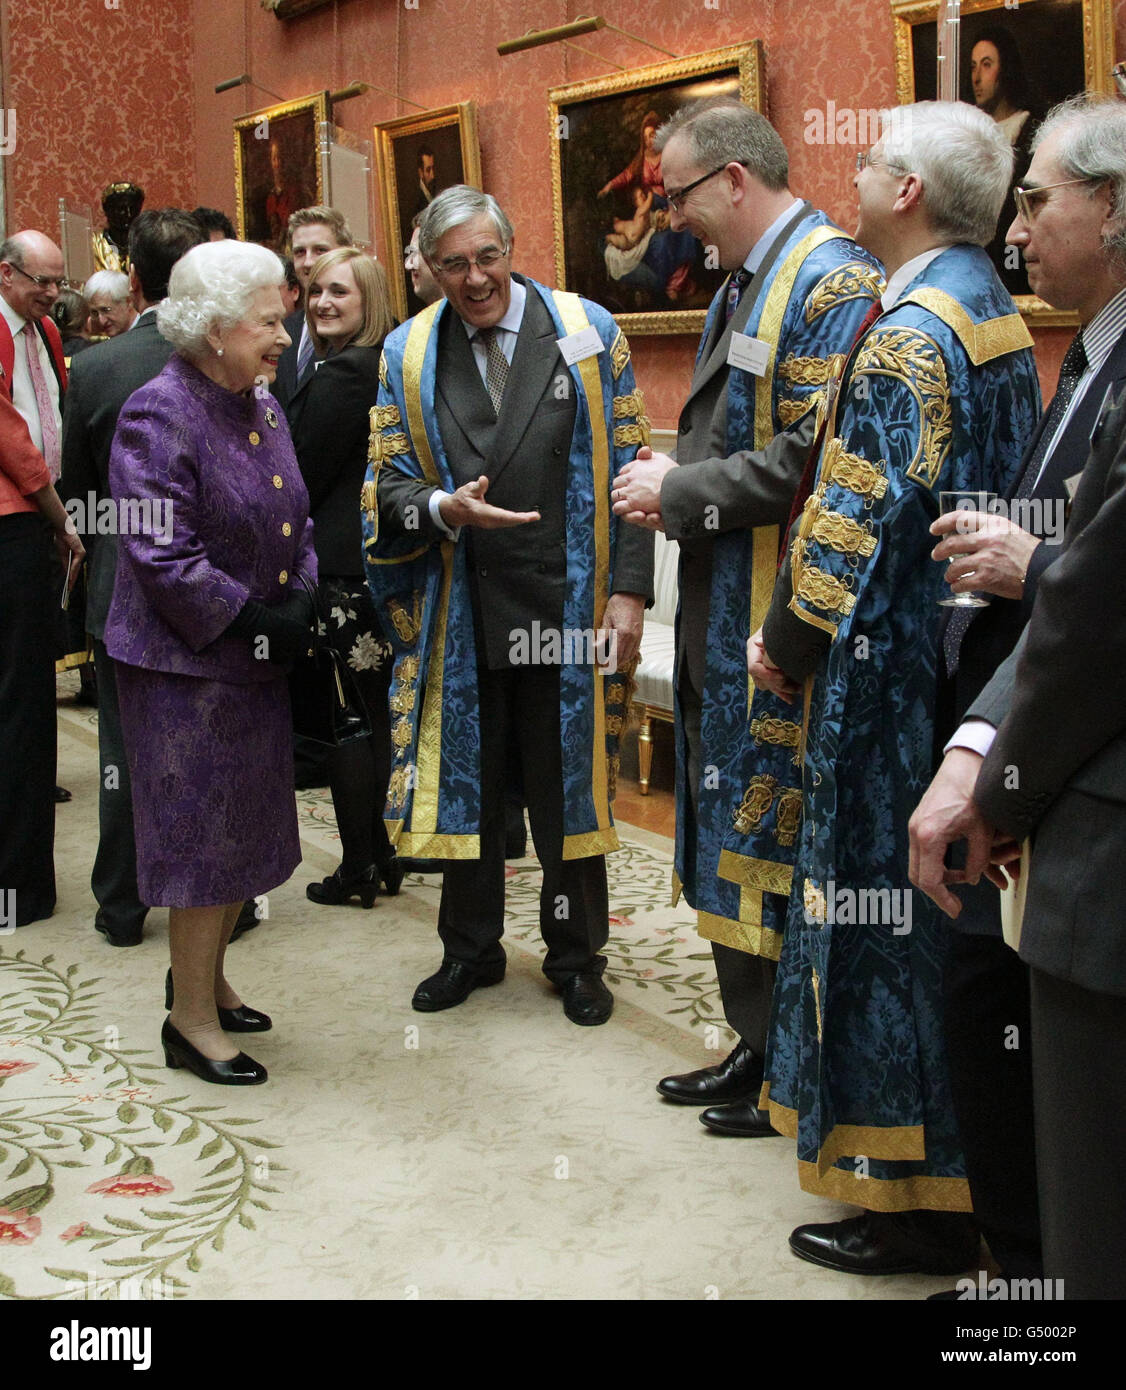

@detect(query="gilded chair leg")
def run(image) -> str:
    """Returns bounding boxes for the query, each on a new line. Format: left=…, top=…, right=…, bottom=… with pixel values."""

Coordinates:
left=638, top=712, right=653, bottom=795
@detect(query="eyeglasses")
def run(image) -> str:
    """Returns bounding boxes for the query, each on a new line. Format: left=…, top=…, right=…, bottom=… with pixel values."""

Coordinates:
left=664, top=163, right=745, bottom=214
left=434, top=245, right=510, bottom=278
left=855, top=151, right=903, bottom=174
left=1012, top=178, right=1101, bottom=224
left=8, top=263, right=65, bottom=290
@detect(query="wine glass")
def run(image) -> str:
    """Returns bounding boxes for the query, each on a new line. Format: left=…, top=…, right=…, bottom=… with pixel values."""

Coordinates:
left=936, top=491, right=995, bottom=608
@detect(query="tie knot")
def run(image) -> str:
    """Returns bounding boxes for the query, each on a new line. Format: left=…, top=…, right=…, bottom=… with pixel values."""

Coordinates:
left=1062, top=331, right=1087, bottom=379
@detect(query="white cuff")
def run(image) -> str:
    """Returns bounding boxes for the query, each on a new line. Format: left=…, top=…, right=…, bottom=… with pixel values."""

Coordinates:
left=428, top=488, right=460, bottom=540
left=944, top=718, right=997, bottom=758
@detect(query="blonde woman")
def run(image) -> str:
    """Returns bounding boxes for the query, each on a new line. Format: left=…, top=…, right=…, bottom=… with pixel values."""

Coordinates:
left=288, top=248, right=401, bottom=907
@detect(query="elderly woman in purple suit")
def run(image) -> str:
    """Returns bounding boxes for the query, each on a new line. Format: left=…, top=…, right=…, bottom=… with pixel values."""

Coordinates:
left=104, top=240, right=316, bottom=1086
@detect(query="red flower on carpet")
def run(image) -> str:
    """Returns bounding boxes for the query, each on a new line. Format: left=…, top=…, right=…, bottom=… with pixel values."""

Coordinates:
left=86, top=1173, right=174, bottom=1198
left=0, top=1059, right=36, bottom=1078
left=60, top=1222, right=89, bottom=1242
left=0, top=1208, right=42, bottom=1244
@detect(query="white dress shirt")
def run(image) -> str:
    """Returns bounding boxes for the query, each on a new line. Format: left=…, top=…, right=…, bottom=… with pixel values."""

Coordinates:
left=0, top=294, right=62, bottom=457
left=429, top=280, right=529, bottom=537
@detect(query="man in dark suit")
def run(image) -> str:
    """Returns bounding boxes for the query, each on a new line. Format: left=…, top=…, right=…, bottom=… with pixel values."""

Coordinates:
left=910, top=94, right=1126, bottom=1299
left=273, top=206, right=352, bottom=413
left=369, top=187, right=653, bottom=1025
left=59, top=208, right=204, bottom=946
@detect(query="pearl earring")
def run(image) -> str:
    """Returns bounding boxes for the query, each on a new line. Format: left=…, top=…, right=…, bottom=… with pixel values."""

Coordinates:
left=216, top=347, right=224, bottom=356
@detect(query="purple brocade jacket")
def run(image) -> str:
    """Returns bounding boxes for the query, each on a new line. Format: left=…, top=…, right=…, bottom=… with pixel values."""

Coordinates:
left=104, top=353, right=316, bottom=683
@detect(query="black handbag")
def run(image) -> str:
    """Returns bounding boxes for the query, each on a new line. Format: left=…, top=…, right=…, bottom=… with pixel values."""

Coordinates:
left=287, top=574, right=372, bottom=746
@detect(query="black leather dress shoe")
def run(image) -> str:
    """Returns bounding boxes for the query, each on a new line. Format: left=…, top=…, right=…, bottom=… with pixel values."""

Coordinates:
left=94, top=921, right=142, bottom=948
left=789, top=1211, right=980, bottom=1276
left=164, top=970, right=272, bottom=1033
left=699, top=1096, right=778, bottom=1136
left=657, top=1040, right=763, bottom=1104
left=559, top=972, right=613, bottom=1026
left=412, top=959, right=505, bottom=1012
left=161, top=1019, right=267, bottom=1086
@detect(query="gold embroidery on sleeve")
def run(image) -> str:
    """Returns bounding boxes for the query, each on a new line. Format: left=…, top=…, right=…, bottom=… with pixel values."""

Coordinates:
left=809, top=508, right=877, bottom=557
left=820, top=437, right=889, bottom=503
left=733, top=774, right=779, bottom=835
left=793, top=562, right=857, bottom=616
left=853, top=326, right=952, bottom=489
left=610, top=329, right=630, bottom=380
left=778, top=354, right=831, bottom=386
left=804, top=263, right=885, bottom=323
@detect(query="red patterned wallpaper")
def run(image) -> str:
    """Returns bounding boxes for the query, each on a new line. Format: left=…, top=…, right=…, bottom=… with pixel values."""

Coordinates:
left=2, top=0, right=195, bottom=242
left=8, top=1, right=1116, bottom=412
left=188, top=0, right=1123, bottom=421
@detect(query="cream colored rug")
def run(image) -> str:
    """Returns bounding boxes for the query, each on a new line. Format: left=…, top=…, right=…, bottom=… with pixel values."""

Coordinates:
left=0, top=686, right=958, bottom=1301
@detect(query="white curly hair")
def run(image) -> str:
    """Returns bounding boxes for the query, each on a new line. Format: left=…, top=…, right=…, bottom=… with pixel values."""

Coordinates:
left=157, top=240, right=284, bottom=356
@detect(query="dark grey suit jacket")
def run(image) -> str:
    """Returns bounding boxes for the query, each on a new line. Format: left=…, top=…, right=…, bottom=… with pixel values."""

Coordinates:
left=938, top=329, right=1126, bottom=936
left=272, top=308, right=307, bottom=415
left=660, top=202, right=817, bottom=693
left=974, top=371, right=1126, bottom=995
left=378, top=277, right=653, bottom=669
left=58, top=308, right=174, bottom=638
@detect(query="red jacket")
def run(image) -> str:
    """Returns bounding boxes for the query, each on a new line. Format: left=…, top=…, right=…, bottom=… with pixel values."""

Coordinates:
left=0, top=313, right=65, bottom=516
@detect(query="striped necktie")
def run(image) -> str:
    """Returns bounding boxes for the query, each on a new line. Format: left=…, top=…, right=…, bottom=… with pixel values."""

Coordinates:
left=24, top=324, right=61, bottom=482
left=296, top=324, right=316, bottom=383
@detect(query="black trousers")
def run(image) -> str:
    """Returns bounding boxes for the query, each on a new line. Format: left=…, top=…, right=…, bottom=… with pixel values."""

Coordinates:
left=679, top=663, right=776, bottom=1053
left=90, top=639, right=147, bottom=938
left=1031, top=966, right=1126, bottom=1299
left=943, top=931, right=1041, bottom=1277
left=437, top=664, right=608, bottom=984
left=0, top=514, right=57, bottom=926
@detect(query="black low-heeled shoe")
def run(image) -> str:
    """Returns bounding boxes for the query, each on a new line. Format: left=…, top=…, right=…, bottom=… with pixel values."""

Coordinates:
left=164, top=970, right=272, bottom=1033
left=161, top=1018, right=267, bottom=1086
left=306, top=864, right=379, bottom=908
left=377, top=855, right=405, bottom=897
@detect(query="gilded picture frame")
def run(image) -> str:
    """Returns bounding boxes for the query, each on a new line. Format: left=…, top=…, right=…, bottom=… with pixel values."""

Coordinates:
left=548, top=41, right=767, bottom=337
left=374, top=102, right=482, bottom=323
left=233, top=91, right=329, bottom=253
left=891, top=0, right=1116, bottom=326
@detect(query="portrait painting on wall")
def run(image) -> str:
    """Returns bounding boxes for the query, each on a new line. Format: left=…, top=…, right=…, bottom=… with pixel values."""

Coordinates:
left=548, top=41, right=766, bottom=337
left=892, top=0, right=1116, bottom=322
left=234, top=92, right=329, bottom=253
left=374, top=102, right=482, bottom=323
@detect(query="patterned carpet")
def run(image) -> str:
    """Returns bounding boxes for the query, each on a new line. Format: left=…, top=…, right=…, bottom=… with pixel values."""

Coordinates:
left=0, top=686, right=957, bottom=1301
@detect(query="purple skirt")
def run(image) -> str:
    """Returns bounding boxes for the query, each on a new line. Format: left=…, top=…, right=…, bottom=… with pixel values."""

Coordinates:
left=114, top=662, right=301, bottom=908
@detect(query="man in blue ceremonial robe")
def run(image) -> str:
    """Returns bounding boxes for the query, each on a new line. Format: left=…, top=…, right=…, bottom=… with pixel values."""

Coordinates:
left=363, top=187, right=653, bottom=1027
left=748, top=102, right=1041, bottom=1274
left=612, top=98, right=884, bottom=1136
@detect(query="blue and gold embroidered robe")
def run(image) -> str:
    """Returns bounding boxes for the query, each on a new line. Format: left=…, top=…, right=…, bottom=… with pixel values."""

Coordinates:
left=674, top=213, right=884, bottom=962
left=760, top=244, right=1042, bottom=1210
left=361, top=279, right=647, bottom=859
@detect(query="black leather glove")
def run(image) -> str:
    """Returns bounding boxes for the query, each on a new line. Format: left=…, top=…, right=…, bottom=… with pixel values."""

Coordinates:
left=228, top=591, right=315, bottom=666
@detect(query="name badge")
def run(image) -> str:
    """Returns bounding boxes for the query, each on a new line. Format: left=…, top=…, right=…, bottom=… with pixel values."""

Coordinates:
left=726, top=331, right=771, bottom=377
left=556, top=325, right=603, bottom=366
